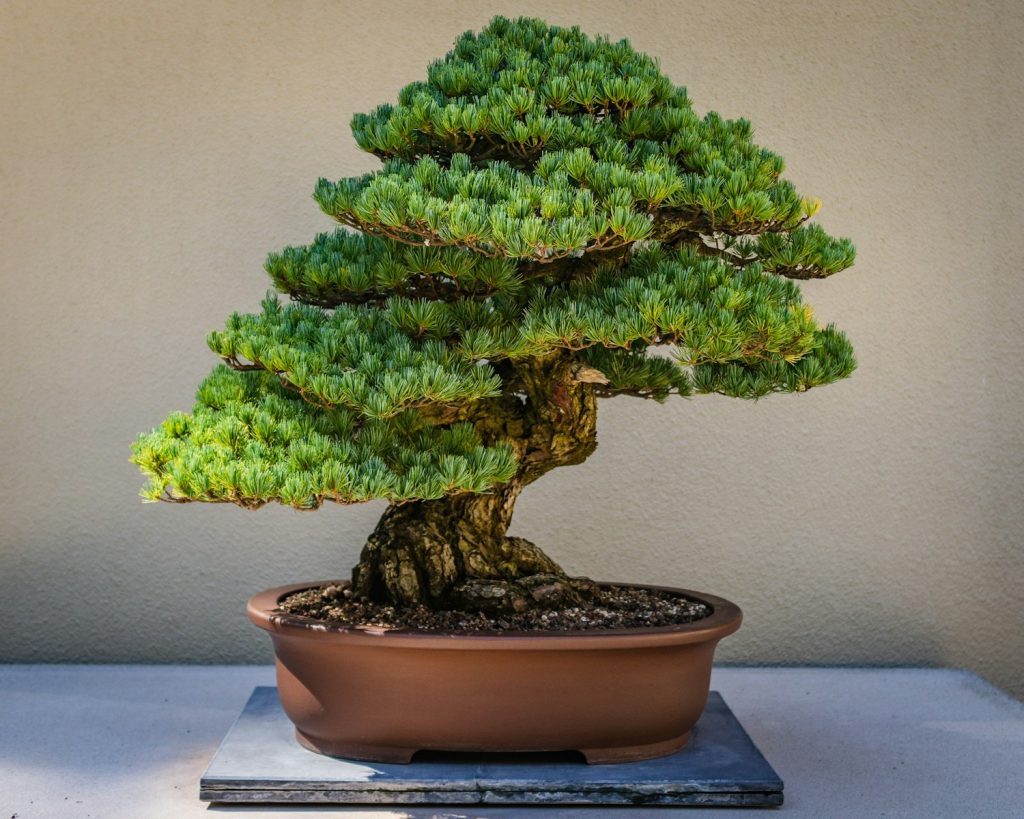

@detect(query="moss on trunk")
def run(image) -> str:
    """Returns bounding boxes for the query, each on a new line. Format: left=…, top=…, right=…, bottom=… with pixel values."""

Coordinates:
left=351, top=353, right=600, bottom=613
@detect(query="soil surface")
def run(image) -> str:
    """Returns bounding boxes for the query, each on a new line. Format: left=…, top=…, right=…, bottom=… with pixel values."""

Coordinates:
left=278, top=583, right=711, bottom=632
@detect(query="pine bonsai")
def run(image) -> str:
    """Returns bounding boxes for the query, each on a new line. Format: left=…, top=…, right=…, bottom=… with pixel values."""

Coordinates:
left=132, top=16, right=855, bottom=616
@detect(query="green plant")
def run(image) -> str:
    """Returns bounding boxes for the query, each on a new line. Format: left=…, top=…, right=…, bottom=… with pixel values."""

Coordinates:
left=132, top=16, right=855, bottom=614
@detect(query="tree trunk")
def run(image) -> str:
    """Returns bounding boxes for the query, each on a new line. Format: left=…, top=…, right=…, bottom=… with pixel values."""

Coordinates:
left=350, top=353, right=600, bottom=613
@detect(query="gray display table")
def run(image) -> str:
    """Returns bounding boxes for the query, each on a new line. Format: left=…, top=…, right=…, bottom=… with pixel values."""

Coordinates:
left=1, top=665, right=1021, bottom=817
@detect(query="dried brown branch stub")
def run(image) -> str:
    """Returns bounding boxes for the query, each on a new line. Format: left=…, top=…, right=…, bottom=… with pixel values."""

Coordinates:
left=571, top=363, right=611, bottom=385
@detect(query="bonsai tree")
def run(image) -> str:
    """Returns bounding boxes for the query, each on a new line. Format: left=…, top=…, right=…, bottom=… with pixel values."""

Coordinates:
left=132, top=16, right=855, bottom=616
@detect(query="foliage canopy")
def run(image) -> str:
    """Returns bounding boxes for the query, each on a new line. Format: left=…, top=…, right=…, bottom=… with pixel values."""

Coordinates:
left=133, top=16, right=856, bottom=512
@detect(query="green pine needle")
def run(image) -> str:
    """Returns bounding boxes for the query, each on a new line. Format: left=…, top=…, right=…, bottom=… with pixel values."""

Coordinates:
left=133, top=15, right=858, bottom=510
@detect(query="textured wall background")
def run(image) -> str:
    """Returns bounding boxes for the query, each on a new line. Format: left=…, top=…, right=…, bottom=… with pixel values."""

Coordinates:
left=2, top=0, right=1022, bottom=697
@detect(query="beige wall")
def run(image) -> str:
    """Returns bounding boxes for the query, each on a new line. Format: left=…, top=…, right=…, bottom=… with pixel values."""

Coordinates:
left=2, top=0, right=1022, bottom=697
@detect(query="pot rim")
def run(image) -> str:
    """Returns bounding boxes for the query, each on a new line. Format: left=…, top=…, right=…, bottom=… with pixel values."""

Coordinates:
left=247, top=580, right=742, bottom=649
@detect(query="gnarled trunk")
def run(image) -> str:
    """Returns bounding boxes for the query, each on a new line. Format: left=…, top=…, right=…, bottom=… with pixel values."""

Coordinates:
left=350, top=354, right=600, bottom=613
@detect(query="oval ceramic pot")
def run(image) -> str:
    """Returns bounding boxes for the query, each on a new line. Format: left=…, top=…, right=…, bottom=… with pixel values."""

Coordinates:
left=248, top=580, right=741, bottom=764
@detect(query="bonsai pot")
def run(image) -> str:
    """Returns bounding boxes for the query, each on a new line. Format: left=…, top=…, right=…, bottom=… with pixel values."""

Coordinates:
left=248, top=580, right=742, bottom=764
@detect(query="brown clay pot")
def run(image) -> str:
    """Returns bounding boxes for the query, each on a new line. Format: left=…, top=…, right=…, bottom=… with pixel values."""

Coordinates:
left=248, top=580, right=741, bottom=764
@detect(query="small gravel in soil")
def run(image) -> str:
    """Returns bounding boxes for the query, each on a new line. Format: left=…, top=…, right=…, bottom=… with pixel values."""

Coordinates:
left=278, top=584, right=711, bottom=632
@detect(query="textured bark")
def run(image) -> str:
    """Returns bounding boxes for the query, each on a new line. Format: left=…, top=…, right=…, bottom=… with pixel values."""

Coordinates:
left=351, top=353, right=600, bottom=613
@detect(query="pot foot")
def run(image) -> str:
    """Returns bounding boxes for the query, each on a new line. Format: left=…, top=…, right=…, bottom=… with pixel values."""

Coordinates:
left=580, top=730, right=691, bottom=764
left=295, top=728, right=417, bottom=764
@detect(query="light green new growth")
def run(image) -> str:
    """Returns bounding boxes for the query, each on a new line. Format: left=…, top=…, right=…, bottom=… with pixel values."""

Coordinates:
left=133, top=16, right=856, bottom=512
left=134, top=366, right=517, bottom=509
